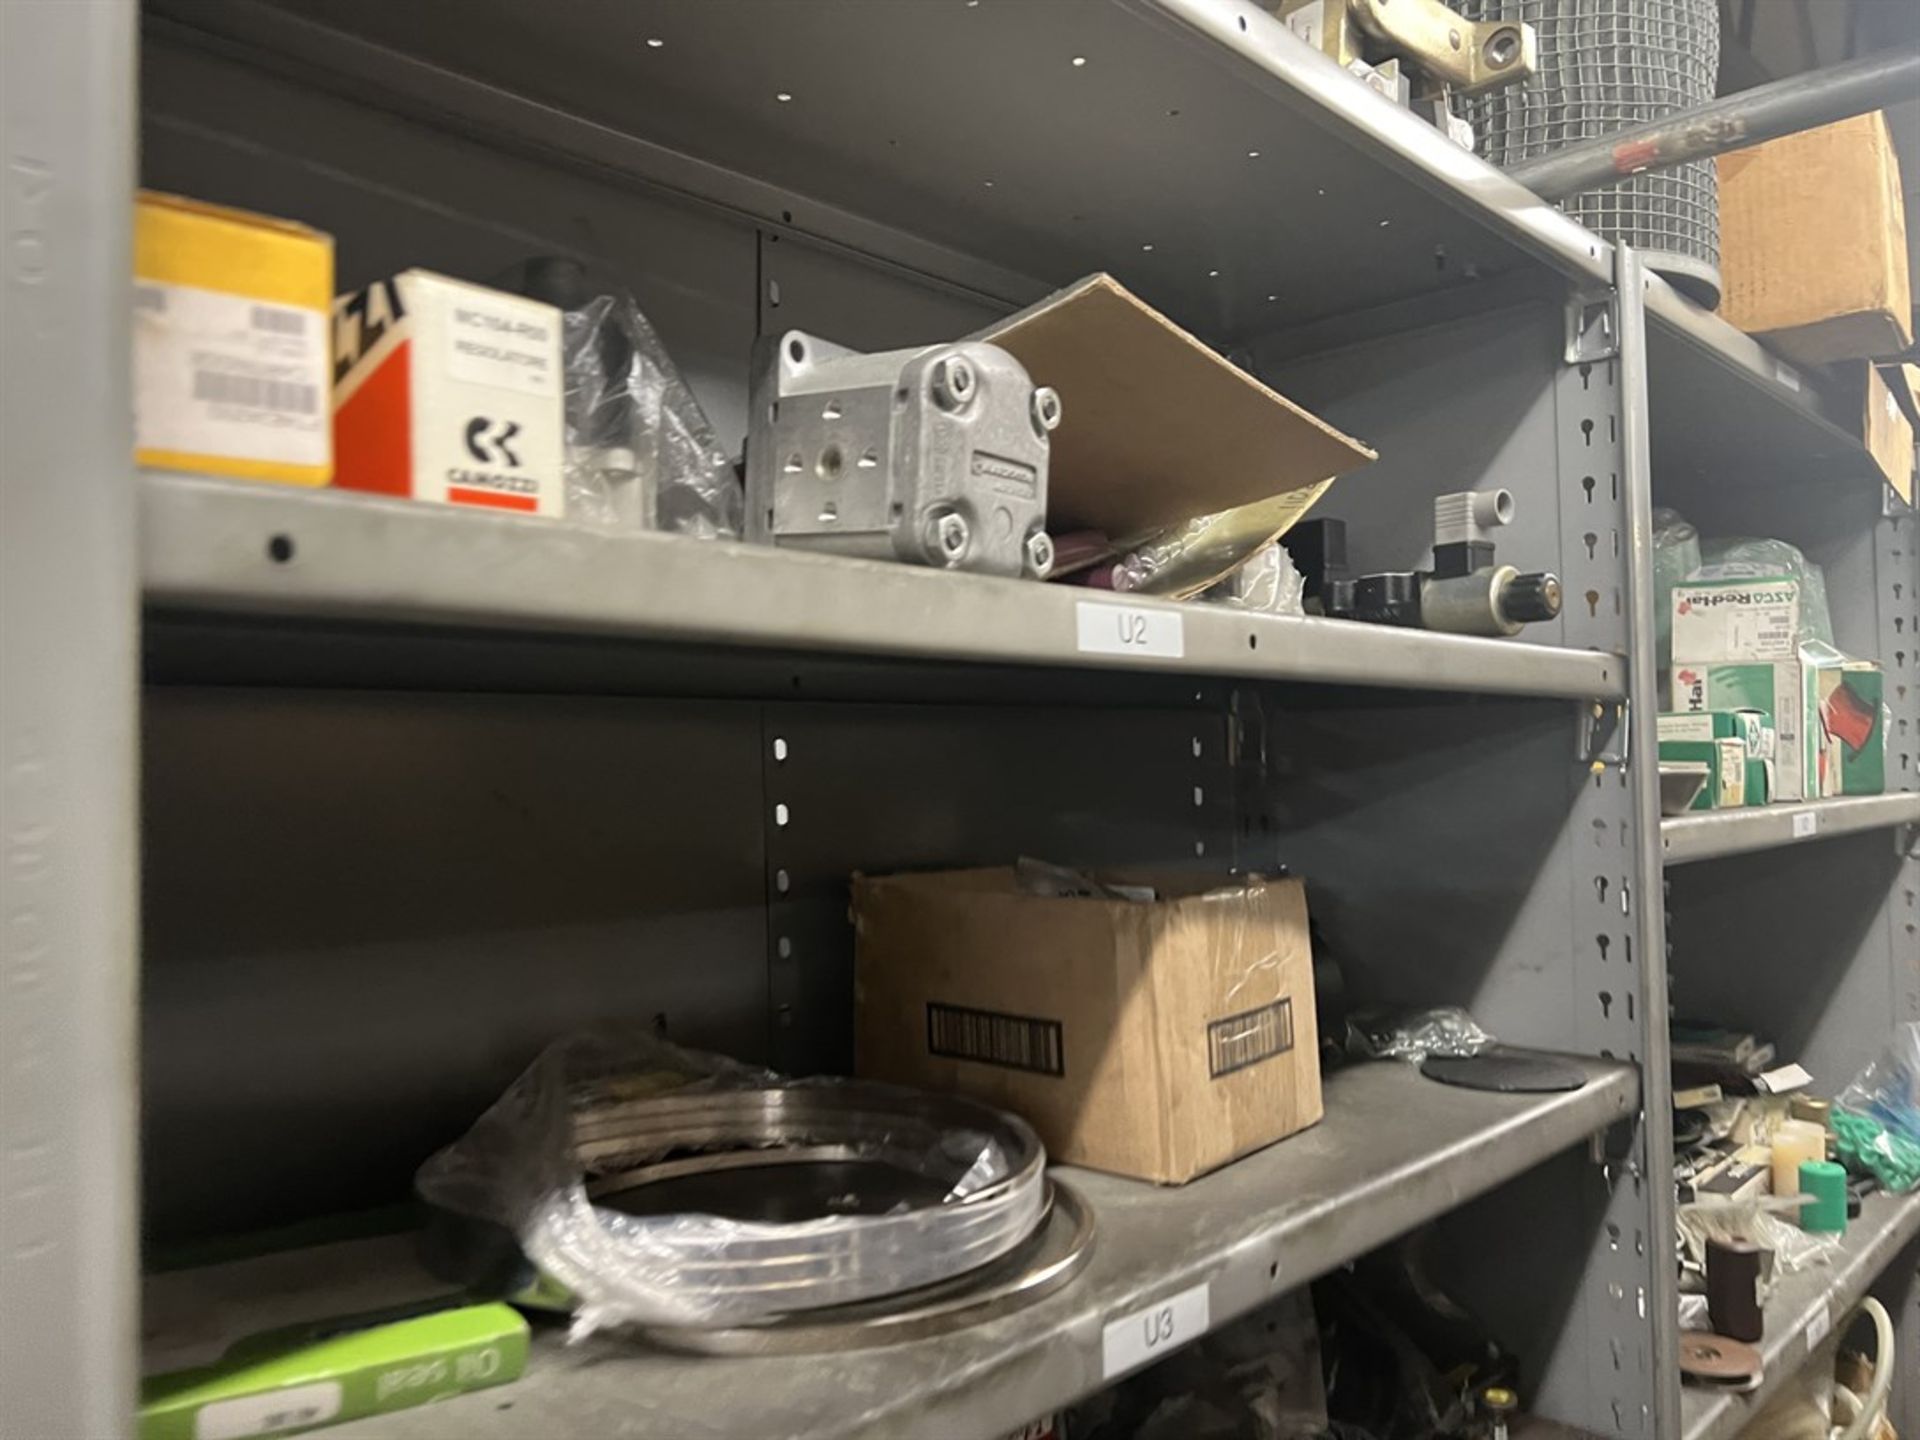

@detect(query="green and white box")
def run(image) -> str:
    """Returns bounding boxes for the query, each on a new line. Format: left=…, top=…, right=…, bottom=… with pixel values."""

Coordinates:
left=1657, top=709, right=1771, bottom=758
left=140, top=1303, right=527, bottom=1440
left=1672, top=661, right=1804, bottom=800
left=1657, top=737, right=1746, bottom=810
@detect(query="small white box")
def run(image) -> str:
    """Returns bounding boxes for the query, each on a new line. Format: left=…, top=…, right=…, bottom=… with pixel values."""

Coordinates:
left=332, top=270, right=563, bottom=516
left=1671, top=576, right=1801, bottom=662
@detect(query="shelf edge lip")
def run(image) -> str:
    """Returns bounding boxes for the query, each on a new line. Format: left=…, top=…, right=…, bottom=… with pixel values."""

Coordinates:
left=140, top=473, right=1624, bottom=701
left=1660, top=794, right=1920, bottom=865
left=1136, top=0, right=1616, bottom=290
left=1679, top=1191, right=1920, bottom=1440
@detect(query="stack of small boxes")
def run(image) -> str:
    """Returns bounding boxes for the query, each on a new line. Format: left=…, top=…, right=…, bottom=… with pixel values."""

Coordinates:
left=134, top=191, right=565, bottom=518
left=1664, top=574, right=1884, bottom=807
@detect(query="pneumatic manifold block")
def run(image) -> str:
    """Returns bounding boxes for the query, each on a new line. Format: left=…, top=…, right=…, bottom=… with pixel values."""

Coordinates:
left=746, top=330, right=1059, bottom=579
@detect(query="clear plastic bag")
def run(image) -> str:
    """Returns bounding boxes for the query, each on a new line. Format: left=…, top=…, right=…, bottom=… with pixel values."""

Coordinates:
left=508, top=258, right=742, bottom=538
left=1652, top=507, right=1702, bottom=669
left=417, top=1025, right=1045, bottom=1338
left=1835, top=1022, right=1920, bottom=1193
left=1694, top=536, right=1835, bottom=652
left=1202, top=543, right=1307, bottom=617
left=1346, top=1005, right=1493, bottom=1063
left=1677, top=1197, right=1840, bottom=1294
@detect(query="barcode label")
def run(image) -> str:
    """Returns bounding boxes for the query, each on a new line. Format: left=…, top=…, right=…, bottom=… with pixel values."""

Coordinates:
left=250, top=304, right=307, bottom=336
left=192, top=370, right=319, bottom=415
left=1207, top=998, right=1294, bottom=1078
left=927, top=1002, right=1064, bottom=1076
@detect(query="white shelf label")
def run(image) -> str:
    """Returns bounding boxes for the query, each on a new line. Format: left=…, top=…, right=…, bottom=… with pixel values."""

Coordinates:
left=1076, top=601, right=1185, bottom=659
left=1102, top=1282, right=1210, bottom=1379
left=1791, top=810, right=1819, bottom=839
left=1805, top=1299, right=1832, bottom=1351
left=195, top=1380, right=342, bottom=1439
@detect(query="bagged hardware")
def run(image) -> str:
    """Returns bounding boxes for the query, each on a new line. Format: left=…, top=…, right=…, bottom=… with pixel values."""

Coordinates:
left=1835, top=1022, right=1920, bottom=1193
left=506, top=258, right=741, bottom=538
left=417, top=1026, right=1045, bottom=1338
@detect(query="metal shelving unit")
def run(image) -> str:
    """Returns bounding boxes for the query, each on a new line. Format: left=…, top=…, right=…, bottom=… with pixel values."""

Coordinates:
left=1678, top=1192, right=1920, bottom=1440
left=5, top=0, right=1915, bottom=1437
left=142, top=473, right=1622, bottom=701
left=1662, top=794, right=1920, bottom=864
left=318, top=1061, right=1636, bottom=1440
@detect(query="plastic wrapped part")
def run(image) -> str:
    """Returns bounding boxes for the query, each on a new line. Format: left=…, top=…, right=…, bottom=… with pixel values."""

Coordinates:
left=1110, top=485, right=1333, bottom=600
left=509, top=257, right=741, bottom=538
left=1202, top=543, right=1308, bottom=617
left=417, top=1026, right=1046, bottom=1337
left=1835, top=1022, right=1920, bottom=1193
left=1694, top=536, right=1835, bottom=651
left=1677, top=1196, right=1841, bottom=1288
left=1652, top=507, right=1702, bottom=668
left=1348, top=1005, right=1495, bottom=1063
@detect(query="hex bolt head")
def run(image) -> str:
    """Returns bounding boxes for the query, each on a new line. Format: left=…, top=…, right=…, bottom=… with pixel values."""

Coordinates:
left=1024, top=530, right=1056, bottom=579
left=924, top=510, right=971, bottom=566
left=931, top=354, right=976, bottom=411
left=1030, top=385, right=1063, bottom=436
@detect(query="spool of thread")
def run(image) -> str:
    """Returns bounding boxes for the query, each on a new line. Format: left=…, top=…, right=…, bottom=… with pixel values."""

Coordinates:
left=1706, top=1237, right=1765, bottom=1342
left=1799, top=1161, right=1847, bottom=1234
left=1771, top=1120, right=1828, bottom=1196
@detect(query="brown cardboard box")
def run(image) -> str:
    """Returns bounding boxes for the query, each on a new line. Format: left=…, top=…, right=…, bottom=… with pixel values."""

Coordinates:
left=851, top=867, right=1321, bottom=1184
left=979, top=274, right=1375, bottom=537
left=1860, top=363, right=1915, bottom=504
left=1718, top=113, right=1912, bottom=366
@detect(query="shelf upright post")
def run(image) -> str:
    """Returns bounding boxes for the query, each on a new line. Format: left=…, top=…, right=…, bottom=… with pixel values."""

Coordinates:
left=0, top=0, right=141, bottom=1434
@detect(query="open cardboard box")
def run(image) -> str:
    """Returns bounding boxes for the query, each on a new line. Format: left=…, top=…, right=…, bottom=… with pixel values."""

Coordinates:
left=980, top=274, right=1376, bottom=539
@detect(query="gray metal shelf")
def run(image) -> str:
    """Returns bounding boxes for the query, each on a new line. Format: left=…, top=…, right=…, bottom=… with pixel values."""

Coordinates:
left=1661, top=795, right=1920, bottom=866
left=141, top=473, right=1623, bottom=700
left=1643, top=272, right=1886, bottom=492
left=317, top=1057, right=1636, bottom=1440
left=147, top=0, right=1613, bottom=339
left=1680, top=1190, right=1920, bottom=1440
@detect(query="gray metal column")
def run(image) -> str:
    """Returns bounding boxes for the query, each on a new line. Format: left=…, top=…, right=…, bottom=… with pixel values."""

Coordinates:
left=1, top=1, right=140, bottom=1435
left=1611, top=246, right=1682, bottom=1440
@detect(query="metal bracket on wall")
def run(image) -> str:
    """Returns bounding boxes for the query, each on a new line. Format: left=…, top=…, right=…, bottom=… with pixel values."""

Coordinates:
left=1566, top=294, right=1620, bottom=364
left=1579, top=699, right=1630, bottom=769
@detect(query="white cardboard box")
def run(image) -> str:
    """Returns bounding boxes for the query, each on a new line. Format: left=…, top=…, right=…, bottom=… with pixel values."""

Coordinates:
left=1670, top=576, right=1801, bottom=663
left=332, top=270, right=564, bottom=516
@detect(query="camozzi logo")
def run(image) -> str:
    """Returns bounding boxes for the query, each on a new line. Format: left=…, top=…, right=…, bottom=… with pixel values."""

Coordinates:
left=464, top=417, right=521, bottom=467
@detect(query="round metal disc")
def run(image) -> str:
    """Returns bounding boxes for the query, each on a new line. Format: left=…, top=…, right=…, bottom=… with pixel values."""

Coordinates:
left=1680, top=1332, right=1762, bottom=1384
left=1419, top=1049, right=1587, bottom=1093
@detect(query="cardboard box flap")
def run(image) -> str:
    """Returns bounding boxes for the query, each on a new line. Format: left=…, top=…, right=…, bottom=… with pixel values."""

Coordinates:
left=979, top=274, right=1375, bottom=536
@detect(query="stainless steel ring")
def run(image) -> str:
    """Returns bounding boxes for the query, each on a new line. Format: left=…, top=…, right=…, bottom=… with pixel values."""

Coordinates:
left=642, top=1178, right=1096, bottom=1355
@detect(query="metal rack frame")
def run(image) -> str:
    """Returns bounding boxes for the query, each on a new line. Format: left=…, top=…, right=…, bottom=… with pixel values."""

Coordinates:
left=4, top=0, right=1915, bottom=1435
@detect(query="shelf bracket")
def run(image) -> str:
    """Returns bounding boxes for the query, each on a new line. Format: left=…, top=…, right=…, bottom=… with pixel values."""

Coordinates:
left=1579, top=697, right=1630, bottom=769
left=1565, top=292, right=1619, bottom=365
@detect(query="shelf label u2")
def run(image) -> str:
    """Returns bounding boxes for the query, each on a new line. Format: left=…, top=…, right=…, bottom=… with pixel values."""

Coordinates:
left=1076, top=601, right=1185, bottom=659
left=1101, top=1281, right=1210, bottom=1378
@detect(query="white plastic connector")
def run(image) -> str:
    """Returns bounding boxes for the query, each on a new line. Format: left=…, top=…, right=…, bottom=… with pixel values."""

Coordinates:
left=1434, top=488, right=1514, bottom=546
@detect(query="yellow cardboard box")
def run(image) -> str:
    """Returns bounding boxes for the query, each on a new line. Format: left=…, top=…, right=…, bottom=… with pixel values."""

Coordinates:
left=1717, top=112, right=1911, bottom=366
left=134, top=192, right=334, bottom=485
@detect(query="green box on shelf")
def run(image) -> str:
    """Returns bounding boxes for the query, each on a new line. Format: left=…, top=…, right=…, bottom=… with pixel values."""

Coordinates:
left=1658, top=738, right=1746, bottom=809
left=1805, top=651, right=1884, bottom=796
left=1657, top=709, right=1772, bottom=757
left=1673, top=661, right=1805, bottom=801
left=139, top=1302, right=527, bottom=1440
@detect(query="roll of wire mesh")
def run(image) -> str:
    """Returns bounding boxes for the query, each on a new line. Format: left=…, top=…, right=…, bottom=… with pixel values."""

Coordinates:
left=1455, top=0, right=1723, bottom=304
